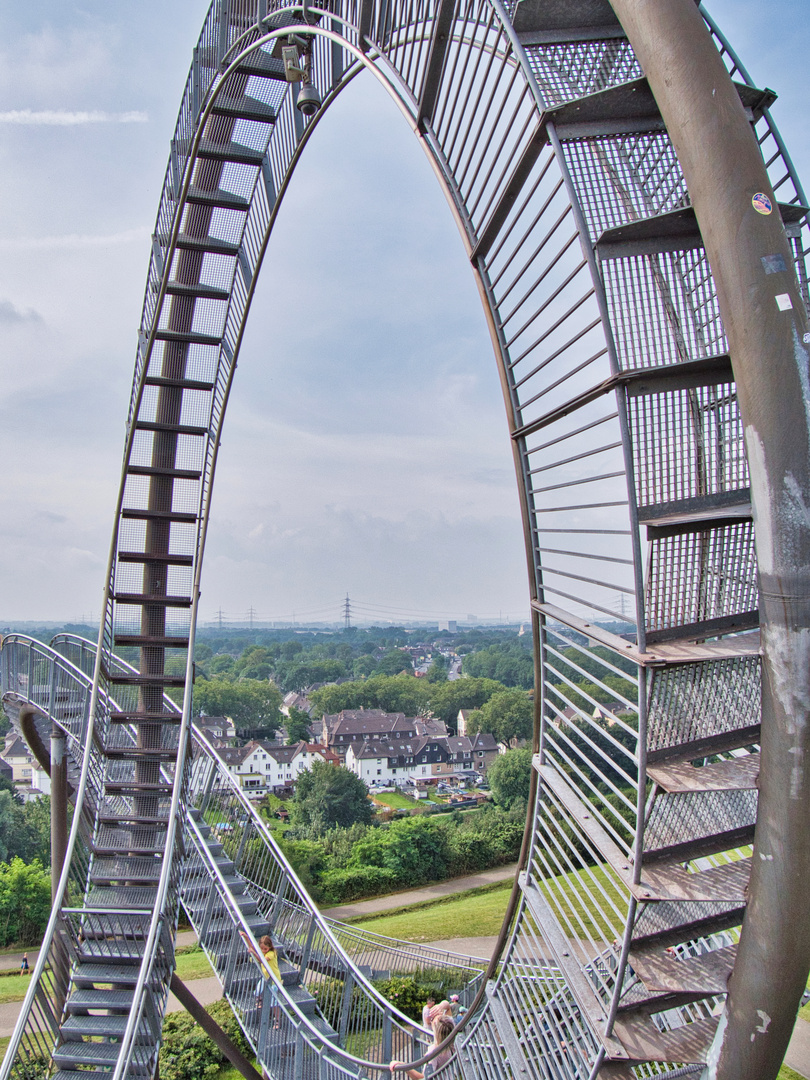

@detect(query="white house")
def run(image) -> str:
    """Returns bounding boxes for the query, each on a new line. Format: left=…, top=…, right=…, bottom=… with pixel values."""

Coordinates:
left=216, top=740, right=334, bottom=795
left=345, top=739, right=422, bottom=786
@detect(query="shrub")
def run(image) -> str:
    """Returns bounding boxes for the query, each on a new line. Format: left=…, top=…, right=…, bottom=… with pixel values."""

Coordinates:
left=159, top=999, right=251, bottom=1080
left=0, top=858, right=51, bottom=946
left=160, top=1011, right=222, bottom=1080
left=318, top=865, right=399, bottom=905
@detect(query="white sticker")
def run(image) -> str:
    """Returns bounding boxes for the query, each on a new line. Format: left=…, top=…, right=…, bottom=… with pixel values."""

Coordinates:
left=776, top=293, right=793, bottom=311
left=803, top=332, right=810, bottom=344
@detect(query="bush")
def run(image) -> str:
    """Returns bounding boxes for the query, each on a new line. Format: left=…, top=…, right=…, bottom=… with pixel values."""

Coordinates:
left=348, top=817, right=449, bottom=887
left=206, top=999, right=252, bottom=1058
left=159, top=999, right=250, bottom=1080
left=0, top=858, right=51, bottom=946
left=159, top=1011, right=222, bottom=1080
left=318, top=865, right=400, bottom=905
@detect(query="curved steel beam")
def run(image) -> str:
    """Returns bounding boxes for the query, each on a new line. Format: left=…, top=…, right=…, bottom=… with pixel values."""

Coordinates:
left=608, top=2, right=810, bottom=1077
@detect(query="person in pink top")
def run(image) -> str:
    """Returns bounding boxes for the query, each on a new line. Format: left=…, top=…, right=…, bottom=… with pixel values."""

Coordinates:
left=390, top=1015, right=456, bottom=1078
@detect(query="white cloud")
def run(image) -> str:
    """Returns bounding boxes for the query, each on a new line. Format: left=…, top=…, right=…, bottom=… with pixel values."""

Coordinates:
left=0, top=110, right=147, bottom=125
left=0, top=299, right=42, bottom=324
left=0, top=0, right=806, bottom=622
left=0, top=228, right=149, bottom=252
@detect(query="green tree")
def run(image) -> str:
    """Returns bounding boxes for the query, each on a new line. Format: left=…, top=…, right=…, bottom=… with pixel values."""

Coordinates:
left=462, top=642, right=534, bottom=689
left=286, top=707, right=313, bottom=745
left=12, top=796, right=52, bottom=865
left=192, top=676, right=282, bottom=736
left=308, top=674, right=430, bottom=718
left=467, top=689, right=533, bottom=743
left=0, top=792, right=18, bottom=864
left=427, top=677, right=506, bottom=728
left=0, top=858, right=51, bottom=945
left=349, top=816, right=448, bottom=886
left=289, top=762, right=373, bottom=832
left=488, top=749, right=533, bottom=810
left=376, top=649, right=414, bottom=676
left=208, top=654, right=236, bottom=675
left=425, top=656, right=448, bottom=683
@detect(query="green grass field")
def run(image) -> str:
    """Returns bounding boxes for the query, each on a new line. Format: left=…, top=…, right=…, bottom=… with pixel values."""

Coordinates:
left=352, top=879, right=513, bottom=941
left=779, top=1065, right=806, bottom=1080
left=0, top=976, right=33, bottom=1005
left=175, top=945, right=216, bottom=981
left=0, top=945, right=215, bottom=1006
left=371, top=791, right=423, bottom=811
left=350, top=860, right=626, bottom=942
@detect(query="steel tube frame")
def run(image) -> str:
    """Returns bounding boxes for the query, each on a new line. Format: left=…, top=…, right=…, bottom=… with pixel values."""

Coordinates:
left=607, top=2, right=810, bottom=1078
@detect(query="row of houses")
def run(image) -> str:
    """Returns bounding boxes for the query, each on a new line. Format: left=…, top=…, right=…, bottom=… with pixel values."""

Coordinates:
left=318, top=710, right=448, bottom=757
left=346, top=730, right=498, bottom=786
left=217, top=740, right=340, bottom=794
left=214, top=709, right=501, bottom=796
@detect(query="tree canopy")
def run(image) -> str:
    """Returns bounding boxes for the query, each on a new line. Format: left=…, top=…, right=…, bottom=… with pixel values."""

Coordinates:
left=192, top=676, right=282, bottom=736
left=0, top=792, right=52, bottom=866
left=285, top=707, right=313, bottom=745
left=462, top=641, right=534, bottom=689
left=466, top=689, right=533, bottom=743
left=289, top=762, right=373, bottom=832
left=488, top=748, right=533, bottom=810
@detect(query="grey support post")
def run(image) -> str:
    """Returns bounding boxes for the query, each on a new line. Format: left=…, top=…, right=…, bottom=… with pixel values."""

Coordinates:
left=608, top=2, right=810, bottom=1077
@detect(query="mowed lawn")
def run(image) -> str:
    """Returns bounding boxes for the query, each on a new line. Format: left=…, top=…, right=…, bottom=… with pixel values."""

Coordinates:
left=370, top=791, right=426, bottom=811
left=350, top=880, right=513, bottom=941
left=350, top=861, right=627, bottom=942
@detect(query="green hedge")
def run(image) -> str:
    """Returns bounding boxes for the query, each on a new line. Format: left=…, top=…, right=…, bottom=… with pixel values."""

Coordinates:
left=159, top=1000, right=252, bottom=1080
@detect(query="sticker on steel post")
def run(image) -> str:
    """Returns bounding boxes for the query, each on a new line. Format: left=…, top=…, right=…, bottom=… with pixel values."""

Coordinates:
left=753, top=192, right=773, bottom=215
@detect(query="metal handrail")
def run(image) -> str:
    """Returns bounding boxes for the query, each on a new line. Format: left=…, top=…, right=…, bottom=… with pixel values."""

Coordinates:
left=44, top=634, right=523, bottom=1072
left=184, top=812, right=429, bottom=1078
left=0, top=638, right=109, bottom=1067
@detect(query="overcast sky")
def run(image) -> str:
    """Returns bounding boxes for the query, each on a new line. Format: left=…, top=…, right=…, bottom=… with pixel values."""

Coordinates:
left=0, top=1, right=807, bottom=627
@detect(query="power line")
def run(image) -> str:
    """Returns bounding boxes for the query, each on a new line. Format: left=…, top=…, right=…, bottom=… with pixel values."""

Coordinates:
left=343, top=593, right=351, bottom=630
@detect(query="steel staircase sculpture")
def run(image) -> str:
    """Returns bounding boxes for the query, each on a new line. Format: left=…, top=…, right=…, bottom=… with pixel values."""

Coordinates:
left=0, top=633, right=484, bottom=1080
left=0, top=0, right=808, bottom=1078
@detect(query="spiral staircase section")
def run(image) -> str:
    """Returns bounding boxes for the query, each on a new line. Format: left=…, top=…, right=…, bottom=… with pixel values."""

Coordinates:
left=0, top=633, right=486, bottom=1080
left=0, top=0, right=807, bottom=1078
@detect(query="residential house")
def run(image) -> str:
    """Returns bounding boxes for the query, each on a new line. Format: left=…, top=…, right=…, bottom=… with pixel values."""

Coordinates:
left=2, top=735, right=36, bottom=786
left=196, top=715, right=236, bottom=746
left=321, top=711, right=418, bottom=759
left=345, top=738, right=425, bottom=786
left=216, top=740, right=334, bottom=795
left=457, top=709, right=473, bottom=736
left=281, top=691, right=313, bottom=717
left=345, top=731, right=498, bottom=788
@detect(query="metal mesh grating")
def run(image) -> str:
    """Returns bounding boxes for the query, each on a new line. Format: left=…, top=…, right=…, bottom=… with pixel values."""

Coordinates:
left=644, top=789, right=757, bottom=854
left=645, top=522, right=757, bottom=634
left=646, top=657, right=761, bottom=755
left=602, top=250, right=726, bottom=370
left=628, top=385, right=748, bottom=508
left=564, top=133, right=688, bottom=237
left=524, top=41, right=642, bottom=108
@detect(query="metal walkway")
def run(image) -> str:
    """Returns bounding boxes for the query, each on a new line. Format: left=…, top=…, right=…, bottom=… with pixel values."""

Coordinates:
left=1, top=1, right=809, bottom=1078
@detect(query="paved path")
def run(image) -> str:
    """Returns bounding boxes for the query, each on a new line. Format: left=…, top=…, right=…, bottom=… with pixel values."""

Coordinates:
left=786, top=1015, right=810, bottom=1077
left=320, top=863, right=518, bottom=922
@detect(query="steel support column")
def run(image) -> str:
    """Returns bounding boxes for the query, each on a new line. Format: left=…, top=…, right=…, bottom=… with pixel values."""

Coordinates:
left=50, top=724, right=68, bottom=898
left=607, top=2, right=810, bottom=1077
